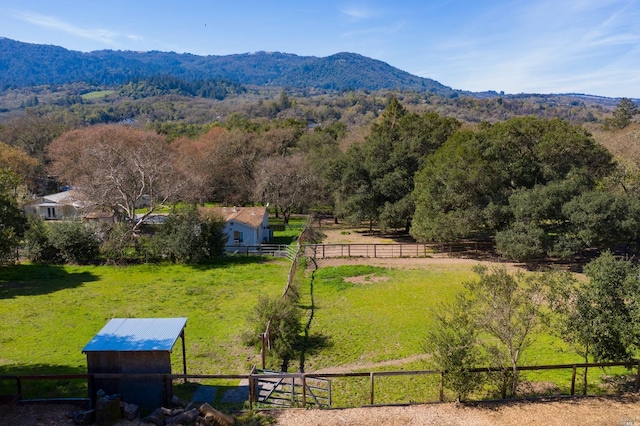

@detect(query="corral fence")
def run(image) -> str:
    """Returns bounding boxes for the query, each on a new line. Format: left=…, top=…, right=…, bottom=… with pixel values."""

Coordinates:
left=3, top=360, right=640, bottom=408
left=224, top=244, right=295, bottom=259
left=303, top=241, right=496, bottom=259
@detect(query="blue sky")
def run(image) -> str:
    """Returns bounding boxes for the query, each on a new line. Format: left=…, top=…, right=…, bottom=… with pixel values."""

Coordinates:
left=1, top=0, right=639, bottom=98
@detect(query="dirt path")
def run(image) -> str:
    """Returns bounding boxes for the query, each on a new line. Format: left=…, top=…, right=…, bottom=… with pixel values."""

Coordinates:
left=270, top=394, right=640, bottom=425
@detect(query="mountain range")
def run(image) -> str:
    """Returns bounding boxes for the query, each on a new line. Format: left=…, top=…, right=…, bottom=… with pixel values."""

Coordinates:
left=0, top=37, right=460, bottom=95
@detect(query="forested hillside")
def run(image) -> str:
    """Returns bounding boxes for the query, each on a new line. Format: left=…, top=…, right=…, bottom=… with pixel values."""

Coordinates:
left=1, top=36, right=639, bottom=265
left=0, top=37, right=451, bottom=93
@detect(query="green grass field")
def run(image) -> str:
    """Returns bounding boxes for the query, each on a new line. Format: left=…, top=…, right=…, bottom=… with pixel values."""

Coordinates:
left=0, top=258, right=289, bottom=378
left=80, top=90, right=116, bottom=100
left=0, top=255, right=632, bottom=405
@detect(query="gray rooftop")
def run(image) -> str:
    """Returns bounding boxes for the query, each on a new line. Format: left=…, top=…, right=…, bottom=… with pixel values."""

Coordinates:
left=82, top=318, right=187, bottom=352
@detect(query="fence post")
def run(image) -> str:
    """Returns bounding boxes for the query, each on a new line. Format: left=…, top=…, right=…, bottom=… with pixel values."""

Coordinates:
left=17, top=377, right=22, bottom=400
left=370, top=372, right=375, bottom=405
left=302, top=375, right=307, bottom=407
left=374, top=245, right=377, bottom=258
left=439, top=372, right=444, bottom=402
left=249, top=373, right=254, bottom=410
left=501, top=370, right=508, bottom=399
left=571, top=366, right=576, bottom=395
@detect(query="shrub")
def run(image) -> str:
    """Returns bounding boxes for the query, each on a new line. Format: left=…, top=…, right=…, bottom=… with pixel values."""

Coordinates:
left=99, top=222, right=141, bottom=264
left=424, top=296, right=485, bottom=401
left=243, top=287, right=303, bottom=371
left=48, top=220, right=100, bottom=264
left=24, top=217, right=61, bottom=264
left=155, top=206, right=227, bottom=263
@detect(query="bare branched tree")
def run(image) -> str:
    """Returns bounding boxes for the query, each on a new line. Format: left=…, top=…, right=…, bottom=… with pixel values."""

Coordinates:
left=48, top=125, right=185, bottom=231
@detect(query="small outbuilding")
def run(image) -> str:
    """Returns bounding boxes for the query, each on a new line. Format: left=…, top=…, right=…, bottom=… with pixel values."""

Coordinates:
left=82, top=318, right=188, bottom=409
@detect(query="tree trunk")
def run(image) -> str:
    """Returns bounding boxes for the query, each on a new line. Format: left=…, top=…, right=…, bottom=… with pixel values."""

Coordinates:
left=511, top=362, right=519, bottom=398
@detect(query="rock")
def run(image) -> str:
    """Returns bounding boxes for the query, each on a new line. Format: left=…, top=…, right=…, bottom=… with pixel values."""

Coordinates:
left=166, top=407, right=200, bottom=424
left=171, top=395, right=188, bottom=407
left=143, top=407, right=166, bottom=425
left=198, top=403, right=234, bottom=426
left=95, top=394, right=121, bottom=426
left=162, top=407, right=180, bottom=416
left=120, top=402, right=140, bottom=421
left=72, top=409, right=95, bottom=425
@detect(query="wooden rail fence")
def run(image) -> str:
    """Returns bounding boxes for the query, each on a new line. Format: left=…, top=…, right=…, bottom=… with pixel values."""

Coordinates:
left=3, top=360, right=640, bottom=408
left=304, top=242, right=495, bottom=259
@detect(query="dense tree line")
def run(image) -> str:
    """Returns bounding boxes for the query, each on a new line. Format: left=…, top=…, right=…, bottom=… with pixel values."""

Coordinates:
left=411, top=116, right=620, bottom=259
left=1, top=93, right=639, bottom=264
left=118, top=75, right=245, bottom=100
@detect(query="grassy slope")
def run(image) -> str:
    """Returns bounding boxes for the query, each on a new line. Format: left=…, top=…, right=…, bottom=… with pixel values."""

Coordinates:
left=304, top=264, right=470, bottom=371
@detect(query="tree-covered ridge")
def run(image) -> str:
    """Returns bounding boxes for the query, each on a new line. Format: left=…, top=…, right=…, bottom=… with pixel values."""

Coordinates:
left=0, top=38, right=451, bottom=93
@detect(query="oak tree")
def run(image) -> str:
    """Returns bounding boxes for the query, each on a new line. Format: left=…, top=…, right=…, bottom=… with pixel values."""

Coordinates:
left=48, top=125, right=184, bottom=231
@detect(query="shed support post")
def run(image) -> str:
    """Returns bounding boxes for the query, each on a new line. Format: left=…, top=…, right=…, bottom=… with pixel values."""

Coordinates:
left=181, top=330, right=187, bottom=384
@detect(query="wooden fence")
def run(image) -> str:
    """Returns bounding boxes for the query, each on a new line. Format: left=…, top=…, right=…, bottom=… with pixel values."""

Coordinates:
left=224, top=244, right=294, bottom=258
left=304, top=242, right=495, bottom=259
left=3, top=360, right=640, bottom=408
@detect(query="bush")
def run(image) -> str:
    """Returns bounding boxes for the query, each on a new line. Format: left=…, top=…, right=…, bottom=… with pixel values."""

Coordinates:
left=99, top=222, right=141, bottom=264
left=48, top=220, right=100, bottom=264
left=243, top=287, right=303, bottom=371
left=424, top=296, right=485, bottom=401
left=155, top=206, right=227, bottom=263
left=24, top=217, right=61, bottom=264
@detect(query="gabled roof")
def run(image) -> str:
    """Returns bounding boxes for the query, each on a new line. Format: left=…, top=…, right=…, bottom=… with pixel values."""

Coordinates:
left=82, top=318, right=187, bottom=352
left=42, top=189, right=82, bottom=204
left=26, top=189, right=86, bottom=208
left=200, top=206, right=268, bottom=229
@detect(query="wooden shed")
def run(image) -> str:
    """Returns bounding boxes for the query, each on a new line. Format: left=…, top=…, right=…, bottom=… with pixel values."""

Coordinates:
left=82, top=318, right=187, bottom=409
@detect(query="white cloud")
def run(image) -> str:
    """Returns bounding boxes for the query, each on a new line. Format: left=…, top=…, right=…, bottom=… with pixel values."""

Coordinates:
left=9, top=10, right=141, bottom=46
left=341, top=5, right=376, bottom=20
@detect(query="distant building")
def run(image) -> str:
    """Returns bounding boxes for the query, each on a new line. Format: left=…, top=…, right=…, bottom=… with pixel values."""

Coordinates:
left=200, top=206, right=272, bottom=246
left=23, top=189, right=86, bottom=220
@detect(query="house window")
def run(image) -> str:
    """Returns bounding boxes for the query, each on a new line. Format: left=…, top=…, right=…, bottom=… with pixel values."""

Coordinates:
left=233, top=231, right=244, bottom=244
left=47, top=207, right=56, bottom=219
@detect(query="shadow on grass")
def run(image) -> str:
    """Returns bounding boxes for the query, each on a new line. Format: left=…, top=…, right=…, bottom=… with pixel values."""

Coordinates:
left=298, top=266, right=332, bottom=373
left=173, top=381, right=248, bottom=411
left=185, top=255, right=285, bottom=271
left=0, top=364, right=88, bottom=400
left=270, top=236, right=296, bottom=245
left=0, top=264, right=99, bottom=299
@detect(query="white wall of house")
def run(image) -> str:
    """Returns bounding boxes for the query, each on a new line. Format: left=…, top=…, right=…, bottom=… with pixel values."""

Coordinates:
left=224, top=209, right=272, bottom=246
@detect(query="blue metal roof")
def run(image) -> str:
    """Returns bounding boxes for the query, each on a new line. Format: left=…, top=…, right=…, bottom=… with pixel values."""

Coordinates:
left=82, top=318, right=187, bottom=352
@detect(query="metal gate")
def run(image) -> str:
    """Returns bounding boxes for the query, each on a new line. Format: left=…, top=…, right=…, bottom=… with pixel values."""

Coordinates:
left=251, top=370, right=331, bottom=407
